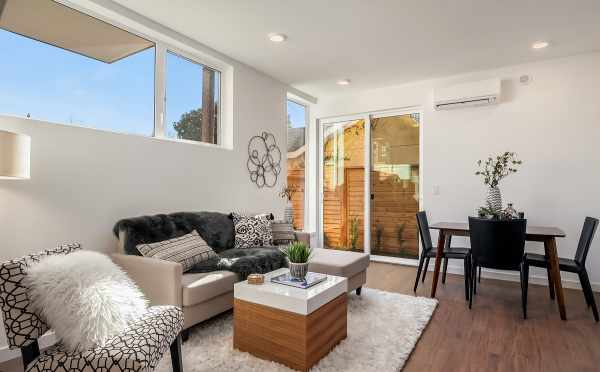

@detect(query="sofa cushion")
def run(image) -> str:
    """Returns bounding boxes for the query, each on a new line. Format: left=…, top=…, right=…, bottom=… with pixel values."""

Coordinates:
left=271, top=221, right=295, bottom=245
left=136, top=230, right=218, bottom=272
left=231, top=212, right=273, bottom=248
left=308, top=248, right=370, bottom=278
left=181, top=271, right=238, bottom=306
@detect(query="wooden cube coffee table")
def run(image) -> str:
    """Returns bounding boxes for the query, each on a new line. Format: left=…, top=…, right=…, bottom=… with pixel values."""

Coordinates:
left=234, top=268, right=348, bottom=372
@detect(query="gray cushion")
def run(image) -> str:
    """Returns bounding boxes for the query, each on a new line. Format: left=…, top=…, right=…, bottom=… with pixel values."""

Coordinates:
left=181, top=271, right=238, bottom=306
left=271, top=221, right=295, bottom=244
left=308, top=248, right=370, bottom=278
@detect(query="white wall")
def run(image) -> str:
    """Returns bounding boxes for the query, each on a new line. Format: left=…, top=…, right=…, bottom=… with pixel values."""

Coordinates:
left=310, top=52, right=600, bottom=287
left=0, top=6, right=289, bottom=358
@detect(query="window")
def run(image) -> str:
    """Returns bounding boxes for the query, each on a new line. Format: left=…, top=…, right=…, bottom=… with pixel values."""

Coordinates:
left=0, top=0, right=155, bottom=135
left=286, top=99, right=307, bottom=230
left=0, top=0, right=224, bottom=146
left=165, top=51, right=221, bottom=144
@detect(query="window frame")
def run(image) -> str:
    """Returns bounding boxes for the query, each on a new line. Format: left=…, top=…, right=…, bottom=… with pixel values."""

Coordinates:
left=1, top=0, right=228, bottom=148
left=160, top=47, right=222, bottom=146
left=286, top=96, right=310, bottom=231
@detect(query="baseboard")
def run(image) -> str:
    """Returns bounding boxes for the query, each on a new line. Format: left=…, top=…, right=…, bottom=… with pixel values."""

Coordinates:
left=371, top=258, right=600, bottom=292
left=0, top=332, right=56, bottom=363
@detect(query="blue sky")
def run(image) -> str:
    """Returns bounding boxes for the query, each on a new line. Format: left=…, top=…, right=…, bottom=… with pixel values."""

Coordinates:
left=0, top=28, right=305, bottom=135
left=287, top=100, right=305, bottom=128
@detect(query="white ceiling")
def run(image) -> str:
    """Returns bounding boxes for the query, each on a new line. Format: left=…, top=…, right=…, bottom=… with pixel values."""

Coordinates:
left=111, top=0, right=600, bottom=98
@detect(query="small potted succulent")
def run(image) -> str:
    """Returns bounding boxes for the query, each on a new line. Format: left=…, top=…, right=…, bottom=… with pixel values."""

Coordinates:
left=280, top=241, right=312, bottom=281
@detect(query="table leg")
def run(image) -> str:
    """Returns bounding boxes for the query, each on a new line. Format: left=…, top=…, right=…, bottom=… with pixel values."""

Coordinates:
left=545, top=238, right=567, bottom=320
left=430, top=230, right=446, bottom=298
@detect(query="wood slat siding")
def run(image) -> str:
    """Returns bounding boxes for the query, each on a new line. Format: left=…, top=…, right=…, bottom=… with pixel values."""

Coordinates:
left=322, top=166, right=419, bottom=257
left=287, top=167, right=305, bottom=230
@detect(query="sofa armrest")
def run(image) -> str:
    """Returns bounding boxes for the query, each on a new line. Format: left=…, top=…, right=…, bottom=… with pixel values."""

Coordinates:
left=111, top=253, right=183, bottom=307
left=294, top=231, right=311, bottom=247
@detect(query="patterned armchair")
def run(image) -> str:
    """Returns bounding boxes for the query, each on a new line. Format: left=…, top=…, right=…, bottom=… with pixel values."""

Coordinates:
left=0, top=244, right=184, bottom=372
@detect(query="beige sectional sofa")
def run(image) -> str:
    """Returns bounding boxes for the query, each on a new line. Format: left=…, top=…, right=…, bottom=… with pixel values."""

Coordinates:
left=111, top=212, right=369, bottom=332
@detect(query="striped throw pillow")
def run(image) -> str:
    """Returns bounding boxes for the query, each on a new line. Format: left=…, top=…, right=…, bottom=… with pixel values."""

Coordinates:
left=136, top=230, right=217, bottom=272
left=271, top=221, right=296, bottom=245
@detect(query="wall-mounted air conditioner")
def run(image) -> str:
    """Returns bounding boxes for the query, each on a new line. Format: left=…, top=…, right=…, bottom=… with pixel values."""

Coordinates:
left=433, top=78, right=501, bottom=110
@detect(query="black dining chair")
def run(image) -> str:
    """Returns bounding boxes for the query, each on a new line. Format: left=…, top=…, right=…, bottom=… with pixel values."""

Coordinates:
left=523, top=217, right=599, bottom=321
left=468, top=217, right=528, bottom=318
left=414, top=211, right=471, bottom=300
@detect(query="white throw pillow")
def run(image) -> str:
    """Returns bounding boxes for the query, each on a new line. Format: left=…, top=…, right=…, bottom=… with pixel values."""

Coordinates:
left=25, top=251, right=148, bottom=352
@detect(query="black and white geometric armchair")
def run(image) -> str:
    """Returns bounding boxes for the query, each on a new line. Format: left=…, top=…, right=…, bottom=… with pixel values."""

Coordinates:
left=0, top=244, right=184, bottom=372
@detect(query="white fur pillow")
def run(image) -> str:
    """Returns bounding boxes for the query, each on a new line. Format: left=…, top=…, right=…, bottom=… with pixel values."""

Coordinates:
left=25, top=251, right=148, bottom=352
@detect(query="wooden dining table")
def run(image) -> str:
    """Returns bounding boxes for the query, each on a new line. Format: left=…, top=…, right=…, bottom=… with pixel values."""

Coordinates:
left=429, top=222, right=568, bottom=320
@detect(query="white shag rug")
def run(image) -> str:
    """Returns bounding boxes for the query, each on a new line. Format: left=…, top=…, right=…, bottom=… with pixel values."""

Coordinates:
left=156, top=288, right=437, bottom=372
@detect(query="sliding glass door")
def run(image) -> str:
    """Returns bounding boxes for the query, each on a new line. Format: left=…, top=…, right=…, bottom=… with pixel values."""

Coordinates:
left=321, top=119, right=365, bottom=252
left=319, top=111, right=420, bottom=260
left=370, top=113, right=420, bottom=259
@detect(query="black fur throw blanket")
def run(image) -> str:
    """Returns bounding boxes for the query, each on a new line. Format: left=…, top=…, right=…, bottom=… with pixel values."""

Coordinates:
left=188, top=247, right=288, bottom=280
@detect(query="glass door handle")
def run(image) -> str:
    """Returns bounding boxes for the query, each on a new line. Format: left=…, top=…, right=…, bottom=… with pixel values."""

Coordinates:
left=370, top=194, right=374, bottom=200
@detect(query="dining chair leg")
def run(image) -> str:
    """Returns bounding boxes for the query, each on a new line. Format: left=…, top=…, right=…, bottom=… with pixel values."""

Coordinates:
left=478, top=266, right=482, bottom=283
left=442, top=257, right=449, bottom=284
left=422, top=257, right=430, bottom=283
left=469, top=260, right=475, bottom=309
left=579, top=269, right=599, bottom=322
left=577, top=271, right=592, bottom=307
left=413, top=255, right=426, bottom=292
left=520, top=263, right=527, bottom=319
left=473, top=265, right=478, bottom=295
left=463, top=256, right=470, bottom=301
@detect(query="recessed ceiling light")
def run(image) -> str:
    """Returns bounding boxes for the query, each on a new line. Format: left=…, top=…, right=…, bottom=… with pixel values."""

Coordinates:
left=337, top=78, right=351, bottom=86
left=532, top=41, right=549, bottom=50
left=268, top=33, right=287, bottom=43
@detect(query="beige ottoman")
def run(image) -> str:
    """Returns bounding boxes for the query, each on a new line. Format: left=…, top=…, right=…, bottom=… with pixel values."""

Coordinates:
left=308, top=248, right=370, bottom=295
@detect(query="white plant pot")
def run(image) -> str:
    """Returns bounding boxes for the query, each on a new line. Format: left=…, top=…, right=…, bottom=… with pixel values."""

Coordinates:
left=288, top=261, right=309, bottom=281
left=284, top=203, right=294, bottom=224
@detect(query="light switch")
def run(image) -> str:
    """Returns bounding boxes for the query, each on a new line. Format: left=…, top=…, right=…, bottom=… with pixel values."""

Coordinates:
left=433, top=185, right=440, bottom=195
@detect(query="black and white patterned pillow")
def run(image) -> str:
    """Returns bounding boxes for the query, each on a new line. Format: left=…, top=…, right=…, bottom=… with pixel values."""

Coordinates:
left=136, top=230, right=218, bottom=272
left=231, top=212, right=273, bottom=248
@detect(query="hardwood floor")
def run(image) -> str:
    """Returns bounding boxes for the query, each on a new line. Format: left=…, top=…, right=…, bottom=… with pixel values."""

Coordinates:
left=366, top=262, right=600, bottom=372
left=1, top=262, right=598, bottom=372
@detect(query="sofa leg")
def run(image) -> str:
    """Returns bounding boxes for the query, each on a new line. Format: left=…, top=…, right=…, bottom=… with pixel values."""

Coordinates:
left=356, top=287, right=362, bottom=296
left=170, top=334, right=183, bottom=372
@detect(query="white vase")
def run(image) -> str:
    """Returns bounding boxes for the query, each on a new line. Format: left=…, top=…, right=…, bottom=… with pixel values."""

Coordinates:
left=486, top=186, right=503, bottom=211
left=284, top=202, right=294, bottom=224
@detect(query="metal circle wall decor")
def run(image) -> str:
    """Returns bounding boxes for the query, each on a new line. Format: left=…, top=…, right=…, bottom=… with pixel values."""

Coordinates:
left=247, top=131, right=281, bottom=188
